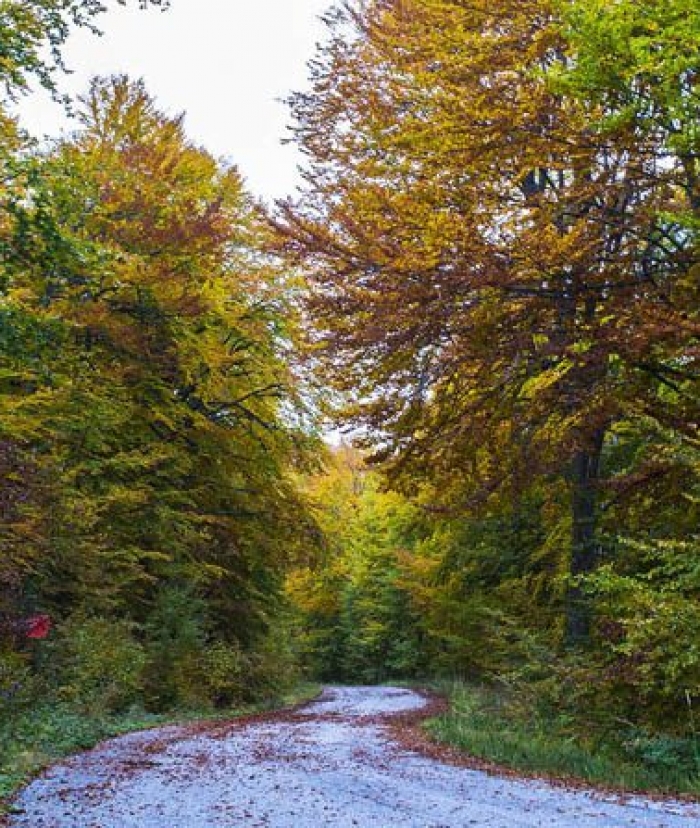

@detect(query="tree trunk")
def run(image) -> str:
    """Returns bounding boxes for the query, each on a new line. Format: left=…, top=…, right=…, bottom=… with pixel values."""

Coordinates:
left=564, top=428, right=605, bottom=649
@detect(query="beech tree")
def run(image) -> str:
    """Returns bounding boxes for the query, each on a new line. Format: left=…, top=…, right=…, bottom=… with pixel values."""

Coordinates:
left=276, top=0, right=700, bottom=645
left=0, top=2, right=322, bottom=713
left=0, top=77, right=319, bottom=695
left=0, top=0, right=173, bottom=630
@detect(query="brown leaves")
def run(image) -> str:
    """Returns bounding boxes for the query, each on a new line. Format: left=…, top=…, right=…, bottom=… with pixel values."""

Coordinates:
left=275, top=0, right=700, bottom=514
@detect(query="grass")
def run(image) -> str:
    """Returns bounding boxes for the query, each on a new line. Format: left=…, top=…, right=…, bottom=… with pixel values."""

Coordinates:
left=424, top=680, right=700, bottom=798
left=0, top=681, right=321, bottom=814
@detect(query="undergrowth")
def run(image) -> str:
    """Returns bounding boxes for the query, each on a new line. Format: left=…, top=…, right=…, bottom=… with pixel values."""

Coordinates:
left=425, top=681, right=700, bottom=797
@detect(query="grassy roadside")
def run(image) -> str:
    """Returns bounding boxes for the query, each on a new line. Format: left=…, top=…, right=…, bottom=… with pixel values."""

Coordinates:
left=423, top=681, right=700, bottom=798
left=0, top=682, right=321, bottom=815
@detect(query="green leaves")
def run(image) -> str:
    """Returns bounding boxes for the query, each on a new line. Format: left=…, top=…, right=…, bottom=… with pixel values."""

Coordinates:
left=0, top=73, right=319, bottom=711
left=556, top=0, right=700, bottom=155
left=0, top=1, right=168, bottom=104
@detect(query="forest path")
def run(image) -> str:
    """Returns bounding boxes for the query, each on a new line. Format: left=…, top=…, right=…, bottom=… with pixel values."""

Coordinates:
left=8, top=685, right=699, bottom=828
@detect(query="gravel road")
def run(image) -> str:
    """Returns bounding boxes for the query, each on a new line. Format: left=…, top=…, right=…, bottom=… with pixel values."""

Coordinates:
left=8, top=686, right=700, bottom=827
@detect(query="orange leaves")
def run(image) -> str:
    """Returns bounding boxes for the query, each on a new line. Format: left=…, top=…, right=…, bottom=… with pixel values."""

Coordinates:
left=277, top=0, right=700, bottom=513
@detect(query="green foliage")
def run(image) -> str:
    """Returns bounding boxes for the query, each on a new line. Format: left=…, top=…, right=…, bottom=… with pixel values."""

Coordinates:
left=584, top=537, right=700, bottom=726
left=0, top=651, right=35, bottom=722
left=50, top=616, right=146, bottom=715
left=555, top=0, right=700, bottom=156
left=242, top=626, right=302, bottom=699
left=287, top=451, right=426, bottom=683
left=201, top=642, right=248, bottom=707
left=0, top=704, right=162, bottom=804
left=335, top=483, right=426, bottom=682
left=428, top=681, right=700, bottom=796
left=142, top=587, right=208, bottom=709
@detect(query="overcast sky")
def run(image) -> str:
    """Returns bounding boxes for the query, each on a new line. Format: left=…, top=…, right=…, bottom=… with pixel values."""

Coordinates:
left=14, top=0, right=331, bottom=203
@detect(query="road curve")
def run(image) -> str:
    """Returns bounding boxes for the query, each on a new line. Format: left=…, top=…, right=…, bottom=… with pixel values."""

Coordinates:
left=8, top=686, right=699, bottom=827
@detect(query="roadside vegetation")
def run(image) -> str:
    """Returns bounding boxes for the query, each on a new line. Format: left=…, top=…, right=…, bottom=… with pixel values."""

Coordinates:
left=427, top=682, right=700, bottom=797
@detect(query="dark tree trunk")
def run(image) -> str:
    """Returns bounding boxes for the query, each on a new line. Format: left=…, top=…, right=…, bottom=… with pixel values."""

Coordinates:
left=564, top=428, right=605, bottom=649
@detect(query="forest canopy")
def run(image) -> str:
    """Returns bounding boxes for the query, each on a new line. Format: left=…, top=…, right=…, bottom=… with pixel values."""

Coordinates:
left=1, top=0, right=320, bottom=722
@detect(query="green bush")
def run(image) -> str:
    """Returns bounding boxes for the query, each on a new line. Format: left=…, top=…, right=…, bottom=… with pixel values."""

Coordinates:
left=584, top=553, right=700, bottom=730
left=50, top=616, right=145, bottom=715
left=621, top=732, right=700, bottom=777
left=246, top=626, right=301, bottom=697
left=0, top=650, right=36, bottom=721
left=201, top=642, right=247, bottom=707
left=143, top=587, right=209, bottom=709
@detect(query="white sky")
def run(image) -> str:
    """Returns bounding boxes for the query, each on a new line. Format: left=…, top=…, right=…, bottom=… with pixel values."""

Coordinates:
left=14, top=0, right=331, bottom=203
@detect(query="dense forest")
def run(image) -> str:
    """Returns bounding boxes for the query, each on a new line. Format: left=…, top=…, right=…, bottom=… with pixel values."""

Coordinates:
left=280, top=0, right=700, bottom=716
left=2, top=0, right=700, bottom=799
left=0, top=2, right=322, bottom=753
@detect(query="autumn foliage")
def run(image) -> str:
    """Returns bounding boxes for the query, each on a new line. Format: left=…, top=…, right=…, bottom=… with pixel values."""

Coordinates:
left=277, top=0, right=700, bottom=734
left=1, top=68, right=319, bottom=713
left=1, top=0, right=700, bottom=773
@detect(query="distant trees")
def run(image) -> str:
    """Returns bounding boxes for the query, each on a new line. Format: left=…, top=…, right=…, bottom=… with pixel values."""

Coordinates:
left=287, top=447, right=426, bottom=682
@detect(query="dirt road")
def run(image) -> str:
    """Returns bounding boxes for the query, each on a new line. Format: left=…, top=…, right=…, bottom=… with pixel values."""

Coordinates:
left=8, top=686, right=699, bottom=827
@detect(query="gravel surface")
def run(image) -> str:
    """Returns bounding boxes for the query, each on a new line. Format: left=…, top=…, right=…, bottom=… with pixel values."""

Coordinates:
left=8, top=686, right=700, bottom=827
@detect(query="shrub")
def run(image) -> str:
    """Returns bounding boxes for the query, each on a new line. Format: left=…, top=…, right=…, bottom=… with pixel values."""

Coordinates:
left=247, top=625, right=301, bottom=697
left=201, top=642, right=247, bottom=707
left=50, top=616, right=145, bottom=715
left=0, top=650, right=35, bottom=718
left=142, top=586, right=209, bottom=709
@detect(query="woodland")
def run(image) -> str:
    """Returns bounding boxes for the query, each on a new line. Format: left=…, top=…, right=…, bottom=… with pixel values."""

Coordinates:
left=1, top=0, right=700, bottom=799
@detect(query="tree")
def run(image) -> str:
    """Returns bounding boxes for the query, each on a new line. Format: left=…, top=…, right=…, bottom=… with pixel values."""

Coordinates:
left=0, top=76, right=320, bottom=699
left=0, top=0, right=168, bottom=103
left=286, top=447, right=426, bottom=681
left=276, top=0, right=700, bottom=645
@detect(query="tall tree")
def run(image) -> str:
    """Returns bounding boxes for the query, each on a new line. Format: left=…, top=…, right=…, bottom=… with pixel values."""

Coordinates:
left=1, top=76, right=318, bottom=657
left=0, top=0, right=172, bottom=632
left=276, top=0, right=700, bottom=645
